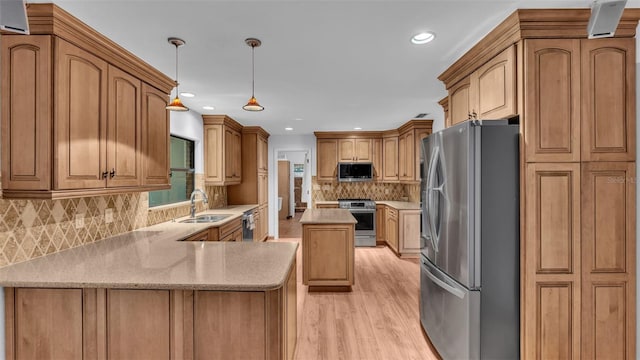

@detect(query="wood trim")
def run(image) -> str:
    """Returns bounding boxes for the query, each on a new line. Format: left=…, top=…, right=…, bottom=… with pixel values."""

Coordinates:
left=83, top=288, right=107, bottom=360
left=241, top=125, right=271, bottom=139
left=22, top=3, right=174, bottom=93
left=5, top=288, right=15, bottom=360
left=202, top=115, right=243, bottom=132
left=397, top=119, right=433, bottom=134
left=438, top=8, right=640, bottom=89
left=0, top=184, right=169, bottom=200
left=170, top=290, right=194, bottom=360
left=314, top=131, right=384, bottom=139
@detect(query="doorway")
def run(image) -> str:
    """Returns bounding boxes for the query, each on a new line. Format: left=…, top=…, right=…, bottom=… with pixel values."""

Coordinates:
left=275, top=149, right=311, bottom=238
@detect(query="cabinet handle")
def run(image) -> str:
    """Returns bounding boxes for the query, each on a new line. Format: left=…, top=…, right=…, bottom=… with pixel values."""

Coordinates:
left=101, top=171, right=108, bottom=179
left=109, top=168, right=116, bottom=178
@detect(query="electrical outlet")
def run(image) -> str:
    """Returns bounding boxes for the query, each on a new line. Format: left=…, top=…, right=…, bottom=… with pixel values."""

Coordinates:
left=75, top=213, right=85, bottom=229
left=105, top=208, right=113, bottom=224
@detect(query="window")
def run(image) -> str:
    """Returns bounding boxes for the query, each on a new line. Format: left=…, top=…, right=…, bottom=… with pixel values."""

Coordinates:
left=149, top=136, right=195, bottom=207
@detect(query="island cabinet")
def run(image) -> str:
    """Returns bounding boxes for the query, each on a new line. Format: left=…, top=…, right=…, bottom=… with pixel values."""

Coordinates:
left=438, top=9, right=640, bottom=358
left=228, top=126, right=270, bottom=241
left=1, top=6, right=174, bottom=199
left=202, top=115, right=243, bottom=186
left=300, top=209, right=356, bottom=291
left=5, top=267, right=296, bottom=360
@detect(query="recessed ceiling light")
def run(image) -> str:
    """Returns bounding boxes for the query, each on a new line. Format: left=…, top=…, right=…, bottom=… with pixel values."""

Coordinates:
left=411, top=31, right=435, bottom=45
left=180, top=92, right=196, bottom=98
left=294, top=118, right=304, bottom=121
left=285, top=127, right=293, bottom=131
left=354, top=127, right=362, bottom=130
left=202, top=106, right=215, bottom=110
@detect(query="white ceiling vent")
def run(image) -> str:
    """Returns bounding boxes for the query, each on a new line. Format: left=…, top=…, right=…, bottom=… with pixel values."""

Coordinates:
left=587, top=0, right=627, bottom=39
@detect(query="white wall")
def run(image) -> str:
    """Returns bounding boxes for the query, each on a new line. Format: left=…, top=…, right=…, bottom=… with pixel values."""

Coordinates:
left=268, top=135, right=316, bottom=237
left=169, top=110, right=204, bottom=173
left=636, top=61, right=639, bottom=354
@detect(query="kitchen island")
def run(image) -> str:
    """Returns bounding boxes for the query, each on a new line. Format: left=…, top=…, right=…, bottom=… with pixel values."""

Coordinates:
left=299, top=209, right=356, bottom=291
left=0, top=217, right=297, bottom=360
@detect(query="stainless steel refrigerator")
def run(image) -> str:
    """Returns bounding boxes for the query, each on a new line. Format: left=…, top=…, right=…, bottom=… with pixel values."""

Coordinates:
left=419, top=120, right=519, bottom=360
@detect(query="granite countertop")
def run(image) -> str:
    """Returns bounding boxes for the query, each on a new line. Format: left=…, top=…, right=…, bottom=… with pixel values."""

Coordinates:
left=299, top=209, right=357, bottom=224
left=0, top=205, right=298, bottom=291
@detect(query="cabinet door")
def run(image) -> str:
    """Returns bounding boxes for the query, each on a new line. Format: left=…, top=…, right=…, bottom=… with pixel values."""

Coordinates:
left=382, top=137, right=398, bottom=181
left=317, top=139, right=338, bottom=181
left=260, top=204, right=269, bottom=240
left=1, top=36, right=52, bottom=191
left=401, top=132, right=415, bottom=181
left=398, top=210, right=421, bottom=255
left=107, top=65, right=141, bottom=187
left=471, top=45, right=516, bottom=120
left=141, top=83, right=170, bottom=186
left=448, top=78, right=471, bottom=126
left=55, top=39, right=108, bottom=190
left=258, top=172, right=269, bottom=205
left=258, top=136, right=268, bottom=172
left=355, top=139, right=373, bottom=162
left=581, top=38, right=635, bottom=162
left=413, top=128, right=432, bottom=181
left=523, top=163, right=581, bottom=360
left=524, top=39, right=581, bottom=163
left=338, top=139, right=355, bottom=162
left=386, top=209, right=398, bottom=253
left=376, top=204, right=385, bottom=243
left=224, top=128, right=241, bottom=183
left=581, top=162, right=635, bottom=359
left=253, top=209, right=260, bottom=242
left=204, top=125, right=223, bottom=183
left=372, top=138, right=382, bottom=180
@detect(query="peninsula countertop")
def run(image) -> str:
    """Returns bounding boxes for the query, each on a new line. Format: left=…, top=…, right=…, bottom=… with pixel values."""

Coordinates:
left=299, top=208, right=357, bottom=224
left=0, top=206, right=297, bottom=291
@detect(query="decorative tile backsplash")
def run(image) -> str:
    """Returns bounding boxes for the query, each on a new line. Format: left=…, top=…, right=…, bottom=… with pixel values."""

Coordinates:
left=0, top=173, right=229, bottom=268
left=311, top=177, right=411, bottom=202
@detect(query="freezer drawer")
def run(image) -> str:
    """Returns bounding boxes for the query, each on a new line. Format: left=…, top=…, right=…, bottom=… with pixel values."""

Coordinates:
left=420, top=257, right=480, bottom=360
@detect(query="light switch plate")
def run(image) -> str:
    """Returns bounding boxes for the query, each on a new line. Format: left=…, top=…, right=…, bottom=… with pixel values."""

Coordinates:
left=105, top=208, right=113, bottom=223
left=75, top=213, right=84, bottom=229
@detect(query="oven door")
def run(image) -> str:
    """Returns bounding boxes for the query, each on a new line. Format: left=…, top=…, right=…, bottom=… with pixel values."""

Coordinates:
left=349, top=209, right=376, bottom=246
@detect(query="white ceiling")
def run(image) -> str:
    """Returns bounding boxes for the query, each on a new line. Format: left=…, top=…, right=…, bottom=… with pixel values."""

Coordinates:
left=31, top=0, right=640, bottom=135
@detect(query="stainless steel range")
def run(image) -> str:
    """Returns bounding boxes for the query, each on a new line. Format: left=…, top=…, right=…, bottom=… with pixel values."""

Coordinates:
left=338, top=198, right=376, bottom=247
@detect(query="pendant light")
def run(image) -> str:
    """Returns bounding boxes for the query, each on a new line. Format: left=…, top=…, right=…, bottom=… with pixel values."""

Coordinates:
left=243, top=38, right=264, bottom=111
left=166, top=37, right=189, bottom=112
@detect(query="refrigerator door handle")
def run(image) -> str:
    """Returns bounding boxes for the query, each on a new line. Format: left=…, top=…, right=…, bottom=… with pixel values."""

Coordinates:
left=421, top=260, right=465, bottom=299
left=427, top=147, right=441, bottom=250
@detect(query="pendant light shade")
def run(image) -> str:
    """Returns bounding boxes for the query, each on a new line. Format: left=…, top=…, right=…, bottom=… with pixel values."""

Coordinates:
left=166, top=37, right=189, bottom=112
left=243, top=38, right=264, bottom=112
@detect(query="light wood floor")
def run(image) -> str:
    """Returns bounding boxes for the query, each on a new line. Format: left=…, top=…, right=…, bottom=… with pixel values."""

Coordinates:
left=278, top=211, right=303, bottom=238
left=274, top=237, right=440, bottom=360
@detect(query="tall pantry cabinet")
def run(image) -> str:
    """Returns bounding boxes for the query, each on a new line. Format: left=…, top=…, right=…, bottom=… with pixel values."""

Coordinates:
left=227, top=127, right=270, bottom=241
left=1, top=4, right=174, bottom=199
left=438, top=9, right=640, bottom=359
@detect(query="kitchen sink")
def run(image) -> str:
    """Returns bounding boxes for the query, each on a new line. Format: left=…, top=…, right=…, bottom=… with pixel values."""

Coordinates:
left=179, top=214, right=233, bottom=223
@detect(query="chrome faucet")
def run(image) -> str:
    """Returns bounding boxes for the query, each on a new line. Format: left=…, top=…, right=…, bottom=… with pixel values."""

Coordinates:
left=190, top=189, right=209, bottom=218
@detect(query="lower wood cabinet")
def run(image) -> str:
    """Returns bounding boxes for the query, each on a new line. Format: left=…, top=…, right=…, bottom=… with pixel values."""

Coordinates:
left=315, top=203, right=339, bottom=209
left=398, top=209, right=421, bottom=257
left=385, top=207, right=399, bottom=253
left=376, top=204, right=385, bottom=244
left=302, top=223, right=354, bottom=288
left=5, top=265, right=297, bottom=360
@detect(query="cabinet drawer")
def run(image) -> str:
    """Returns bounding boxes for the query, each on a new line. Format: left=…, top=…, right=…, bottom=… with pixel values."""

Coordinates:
left=183, top=230, right=209, bottom=242
left=219, top=217, right=242, bottom=239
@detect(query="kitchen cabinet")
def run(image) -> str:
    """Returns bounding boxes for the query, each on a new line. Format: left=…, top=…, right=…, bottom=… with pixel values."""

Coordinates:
left=385, top=207, right=399, bottom=254
left=316, top=139, right=338, bottom=181
left=375, top=204, right=385, bottom=244
left=398, top=121, right=433, bottom=183
left=372, top=138, right=382, bottom=180
left=338, top=138, right=373, bottom=162
left=5, top=262, right=297, bottom=360
left=398, top=131, right=414, bottom=181
left=438, top=96, right=449, bottom=127
left=382, top=135, right=399, bottom=182
left=438, top=9, right=640, bottom=358
left=183, top=230, right=209, bottom=242
left=228, top=127, right=270, bottom=241
left=581, top=38, right=635, bottom=162
left=141, top=83, right=171, bottom=187
left=203, top=115, right=243, bottom=186
left=447, top=46, right=516, bottom=126
left=315, top=203, right=339, bottom=209
left=398, top=209, right=421, bottom=257
left=0, top=5, right=173, bottom=199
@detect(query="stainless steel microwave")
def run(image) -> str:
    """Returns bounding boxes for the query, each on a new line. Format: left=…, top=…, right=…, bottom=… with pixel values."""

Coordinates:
left=337, top=162, right=373, bottom=182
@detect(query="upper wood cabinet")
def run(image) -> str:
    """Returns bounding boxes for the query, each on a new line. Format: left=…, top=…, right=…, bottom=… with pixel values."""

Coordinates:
left=524, top=39, right=581, bottom=163
left=398, top=131, right=414, bottom=181
left=338, top=138, right=373, bottom=162
left=471, top=45, right=516, bottom=120
left=581, top=38, right=635, bottom=162
left=447, top=45, right=516, bottom=126
left=372, top=138, right=382, bottom=180
left=227, top=126, right=270, bottom=211
left=382, top=136, right=399, bottom=182
left=258, top=135, right=268, bottom=172
left=316, top=139, right=338, bottom=181
left=203, top=115, right=243, bottom=186
left=0, top=5, right=173, bottom=199
left=141, top=84, right=170, bottom=187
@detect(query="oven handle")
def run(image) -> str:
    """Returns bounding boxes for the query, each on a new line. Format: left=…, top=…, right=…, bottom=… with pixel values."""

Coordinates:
left=347, top=209, right=376, bottom=213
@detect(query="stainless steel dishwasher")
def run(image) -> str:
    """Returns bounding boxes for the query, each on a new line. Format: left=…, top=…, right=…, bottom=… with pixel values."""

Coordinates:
left=242, top=210, right=254, bottom=241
